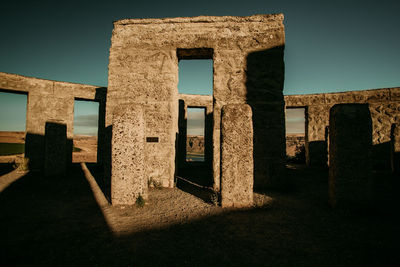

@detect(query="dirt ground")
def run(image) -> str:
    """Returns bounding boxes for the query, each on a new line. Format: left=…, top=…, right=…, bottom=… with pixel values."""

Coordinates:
left=72, top=135, right=98, bottom=163
left=0, top=133, right=98, bottom=163
left=0, top=163, right=398, bottom=266
left=0, top=131, right=25, bottom=143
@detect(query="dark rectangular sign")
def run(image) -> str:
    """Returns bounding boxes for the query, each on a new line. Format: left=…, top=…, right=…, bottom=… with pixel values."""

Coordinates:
left=146, top=137, right=159, bottom=143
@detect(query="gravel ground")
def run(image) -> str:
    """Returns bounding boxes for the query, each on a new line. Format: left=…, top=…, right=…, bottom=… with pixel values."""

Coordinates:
left=0, top=163, right=397, bottom=266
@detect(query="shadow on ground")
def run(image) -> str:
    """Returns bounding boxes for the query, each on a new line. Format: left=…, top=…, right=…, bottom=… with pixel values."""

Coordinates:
left=0, top=163, right=14, bottom=176
left=0, top=163, right=398, bottom=266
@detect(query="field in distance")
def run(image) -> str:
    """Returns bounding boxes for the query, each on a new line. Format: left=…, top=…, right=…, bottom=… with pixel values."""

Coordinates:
left=0, top=132, right=97, bottom=163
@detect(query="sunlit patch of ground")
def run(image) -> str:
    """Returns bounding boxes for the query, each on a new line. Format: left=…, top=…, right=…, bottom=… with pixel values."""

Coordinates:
left=72, top=135, right=98, bottom=163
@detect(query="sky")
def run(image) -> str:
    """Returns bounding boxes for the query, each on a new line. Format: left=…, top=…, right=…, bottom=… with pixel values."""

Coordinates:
left=73, top=100, right=99, bottom=136
left=187, top=108, right=206, bottom=136
left=178, top=60, right=213, bottom=95
left=285, top=108, right=305, bottom=134
left=0, top=92, right=27, bottom=132
left=0, top=0, right=399, bottom=134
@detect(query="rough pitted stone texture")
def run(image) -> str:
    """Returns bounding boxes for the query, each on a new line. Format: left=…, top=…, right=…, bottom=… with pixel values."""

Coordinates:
left=221, top=104, right=253, bottom=208
left=44, top=121, right=67, bottom=176
left=106, top=15, right=286, bottom=191
left=0, top=72, right=106, bottom=171
left=329, top=104, right=372, bottom=208
left=111, top=105, right=147, bottom=205
left=391, top=124, right=400, bottom=173
left=285, top=87, right=400, bottom=168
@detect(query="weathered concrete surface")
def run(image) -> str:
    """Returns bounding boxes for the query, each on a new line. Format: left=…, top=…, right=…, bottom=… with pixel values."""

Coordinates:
left=329, top=104, right=372, bottom=208
left=111, top=105, right=147, bottom=205
left=246, top=48, right=286, bottom=188
left=107, top=15, right=286, bottom=191
left=285, top=87, right=400, bottom=168
left=44, top=121, right=67, bottom=176
left=0, top=72, right=106, bottom=170
left=221, top=104, right=253, bottom=208
left=391, top=123, right=400, bottom=173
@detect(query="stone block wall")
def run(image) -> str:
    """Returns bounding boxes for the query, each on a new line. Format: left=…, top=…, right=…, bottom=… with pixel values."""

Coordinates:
left=285, top=87, right=400, bottom=168
left=0, top=72, right=106, bottom=171
left=391, top=123, right=400, bottom=173
left=107, top=15, right=286, bottom=191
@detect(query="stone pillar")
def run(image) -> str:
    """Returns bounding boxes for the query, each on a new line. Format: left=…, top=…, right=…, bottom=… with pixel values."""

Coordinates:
left=305, top=104, right=330, bottom=167
left=44, top=121, right=67, bottom=176
left=329, top=104, right=372, bottom=208
left=111, top=104, right=147, bottom=205
left=221, top=104, right=253, bottom=208
left=325, top=126, right=330, bottom=166
left=96, top=87, right=107, bottom=165
left=204, top=106, right=213, bottom=167
left=177, top=100, right=186, bottom=168
left=391, top=124, right=400, bottom=174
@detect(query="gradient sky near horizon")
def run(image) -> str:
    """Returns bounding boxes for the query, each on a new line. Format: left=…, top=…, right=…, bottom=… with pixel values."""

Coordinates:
left=0, top=0, right=399, bottom=134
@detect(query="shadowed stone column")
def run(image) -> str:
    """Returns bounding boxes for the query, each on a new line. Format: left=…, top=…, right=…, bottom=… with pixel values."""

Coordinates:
left=44, top=121, right=67, bottom=176
left=177, top=100, right=186, bottom=168
left=111, top=104, right=147, bottom=205
left=221, top=104, right=253, bottom=208
left=391, top=124, right=400, bottom=174
left=329, top=104, right=372, bottom=208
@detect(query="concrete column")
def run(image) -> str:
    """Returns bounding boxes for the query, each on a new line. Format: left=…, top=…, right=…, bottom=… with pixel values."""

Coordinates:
left=204, top=106, right=213, bottom=167
left=221, top=104, right=253, bottom=208
left=305, top=105, right=330, bottom=167
left=177, top=100, right=186, bottom=168
left=44, top=121, right=67, bottom=176
left=329, top=104, right=372, bottom=208
left=111, top=104, right=146, bottom=205
left=391, top=123, right=400, bottom=174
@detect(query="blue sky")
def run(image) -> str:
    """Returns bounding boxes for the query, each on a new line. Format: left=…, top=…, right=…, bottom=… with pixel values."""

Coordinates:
left=0, top=92, right=27, bottom=132
left=187, top=108, right=206, bottom=136
left=73, top=100, right=99, bottom=136
left=285, top=108, right=305, bottom=134
left=0, top=0, right=399, bottom=134
left=178, top=60, right=213, bottom=95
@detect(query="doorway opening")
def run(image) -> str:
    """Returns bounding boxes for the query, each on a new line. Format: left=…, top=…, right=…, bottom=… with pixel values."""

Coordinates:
left=285, top=107, right=306, bottom=163
left=177, top=48, right=213, bottom=95
left=186, top=107, right=206, bottom=162
left=73, top=99, right=99, bottom=163
left=176, top=49, right=214, bottom=198
left=0, top=90, right=27, bottom=156
left=0, top=90, right=27, bottom=174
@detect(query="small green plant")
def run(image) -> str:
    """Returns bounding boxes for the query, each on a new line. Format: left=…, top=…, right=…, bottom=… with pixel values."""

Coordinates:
left=136, top=195, right=145, bottom=207
left=210, top=192, right=219, bottom=206
left=13, top=157, right=29, bottom=172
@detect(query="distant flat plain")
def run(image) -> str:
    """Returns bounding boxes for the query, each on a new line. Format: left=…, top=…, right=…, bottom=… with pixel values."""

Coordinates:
left=0, top=131, right=97, bottom=163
